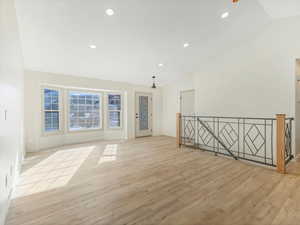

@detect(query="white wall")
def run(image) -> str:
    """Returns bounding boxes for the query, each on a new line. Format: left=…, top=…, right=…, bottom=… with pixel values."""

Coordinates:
left=161, top=16, right=300, bottom=156
left=194, top=16, right=300, bottom=118
left=162, top=78, right=194, bottom=137
left=193, top=16, right=300, bottom=156
left=25, top=70, right=162, bottom=152
left=0, top=0, right=24, bottom=224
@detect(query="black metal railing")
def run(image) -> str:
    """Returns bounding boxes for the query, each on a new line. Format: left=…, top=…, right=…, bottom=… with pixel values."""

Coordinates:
left=181, top=115, right=294, bottom=167
left=285, top=118, right=293, bottom=164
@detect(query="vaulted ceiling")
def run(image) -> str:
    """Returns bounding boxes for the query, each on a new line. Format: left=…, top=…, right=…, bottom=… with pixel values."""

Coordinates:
left=257, top=0, right=300, bottom=18
left=15, top=0, right=300, bottom=85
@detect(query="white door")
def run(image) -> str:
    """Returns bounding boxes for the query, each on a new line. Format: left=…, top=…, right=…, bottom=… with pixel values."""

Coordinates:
left=135, top=92, right=152, bottom=137
left=180, top=90, right=195, bottom=115
left=180, top=90, right=195, bottom=144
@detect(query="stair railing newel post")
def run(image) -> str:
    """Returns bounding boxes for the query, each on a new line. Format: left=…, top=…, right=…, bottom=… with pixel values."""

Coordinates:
left=276, top=114, right=286, bottom=174
left=176, top=113, right=182, bottom=147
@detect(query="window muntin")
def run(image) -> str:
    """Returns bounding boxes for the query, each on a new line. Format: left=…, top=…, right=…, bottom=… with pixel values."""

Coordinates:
left=44, top=88, right=60, bottom=132
left=69, top=91, right=101, bottom=131
left=108, top=94, right=121, bottom=128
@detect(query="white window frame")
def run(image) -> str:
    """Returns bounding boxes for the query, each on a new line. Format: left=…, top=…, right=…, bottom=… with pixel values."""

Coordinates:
left=41, top=86, right=63, bottom=136
left=107, top=93, right=123, bottom=129
left=67, top=89, right=103, bottom=133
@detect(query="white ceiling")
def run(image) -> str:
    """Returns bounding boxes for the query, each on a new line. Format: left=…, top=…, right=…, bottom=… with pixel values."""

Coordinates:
left=257, top=0, right=300, bottom=19
left=14, top=0, right=298, bottom=86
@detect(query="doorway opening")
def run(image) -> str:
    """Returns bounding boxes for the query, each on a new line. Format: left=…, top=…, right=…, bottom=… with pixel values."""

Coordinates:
left=295, top=59, right=300, bottom=156
left=180, top=90, right=195, bottom=115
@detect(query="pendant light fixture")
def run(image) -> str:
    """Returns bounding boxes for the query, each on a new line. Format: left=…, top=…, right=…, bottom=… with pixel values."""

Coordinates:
left=151, top=76, right=157, bottom=89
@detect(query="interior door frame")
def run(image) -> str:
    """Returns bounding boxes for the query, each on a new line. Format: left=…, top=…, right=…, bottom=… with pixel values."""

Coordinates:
left=135, top=92, right=153, bottom=138
left=180, top=89, right=195, bottom=114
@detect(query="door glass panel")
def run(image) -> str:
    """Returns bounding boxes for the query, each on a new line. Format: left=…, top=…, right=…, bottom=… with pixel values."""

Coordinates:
left=139, top=96, right=148, bottom=130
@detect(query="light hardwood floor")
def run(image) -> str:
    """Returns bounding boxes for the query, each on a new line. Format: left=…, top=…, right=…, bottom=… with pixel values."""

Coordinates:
left=5, top=136, right=300, bottom=225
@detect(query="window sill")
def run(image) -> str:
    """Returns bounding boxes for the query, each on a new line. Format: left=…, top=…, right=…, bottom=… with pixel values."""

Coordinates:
left=106, top=127, right=123, bottom=131
left=42, top=130, right=64, bottom=137
left=67, top=127, right=104, bottom=134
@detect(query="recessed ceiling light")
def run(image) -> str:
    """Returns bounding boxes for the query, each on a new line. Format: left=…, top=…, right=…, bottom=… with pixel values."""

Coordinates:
left=183, top=43, right=190, bottom=48
left=89, top=45, right=97, bottom=49
left=106, top=9, right=114, bottom=16
left=158, top=63, right=164, bottom=67
left=221, top=12, right=229, bottom=19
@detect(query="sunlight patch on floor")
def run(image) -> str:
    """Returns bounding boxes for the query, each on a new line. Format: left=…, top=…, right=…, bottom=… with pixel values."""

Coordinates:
left=98, top=144, right=118, bottom=164
left=13, top=146, right=95, bottom=198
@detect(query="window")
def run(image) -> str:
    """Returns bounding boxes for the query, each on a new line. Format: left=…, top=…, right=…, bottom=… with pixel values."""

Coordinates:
left=69, top=91, right=101, bottom=131
left=108, top=94, right=121, bottom=128
left=43, top=88, right=60, bottom=132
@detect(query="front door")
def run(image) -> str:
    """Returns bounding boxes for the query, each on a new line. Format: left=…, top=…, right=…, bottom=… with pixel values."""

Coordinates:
left=135, top=93, right=152, bottom=137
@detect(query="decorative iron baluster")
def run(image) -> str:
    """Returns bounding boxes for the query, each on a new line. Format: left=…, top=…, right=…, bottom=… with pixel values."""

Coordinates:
left=180, top=115, right=285, bottom=167
left=197, top=118, right=237, bottom=160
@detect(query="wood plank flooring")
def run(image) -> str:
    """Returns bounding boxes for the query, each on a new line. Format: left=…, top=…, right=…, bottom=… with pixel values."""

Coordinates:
left=5, top=136, right=300, bottom=225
